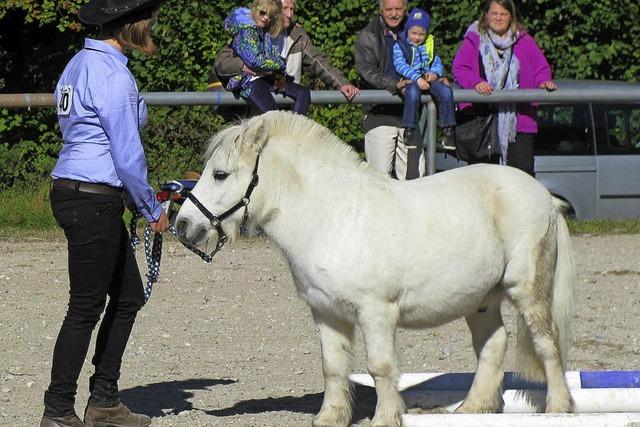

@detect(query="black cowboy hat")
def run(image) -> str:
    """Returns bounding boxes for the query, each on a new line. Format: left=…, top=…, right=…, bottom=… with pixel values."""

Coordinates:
left=78, top=0, right=164, bottom=25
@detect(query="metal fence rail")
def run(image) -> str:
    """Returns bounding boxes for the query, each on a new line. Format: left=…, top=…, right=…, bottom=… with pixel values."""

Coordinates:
left=3, top=84, right=640, bottom=175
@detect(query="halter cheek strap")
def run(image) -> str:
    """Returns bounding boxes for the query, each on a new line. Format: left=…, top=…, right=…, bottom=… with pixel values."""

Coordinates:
left=186, top=154, right=260, bottom=261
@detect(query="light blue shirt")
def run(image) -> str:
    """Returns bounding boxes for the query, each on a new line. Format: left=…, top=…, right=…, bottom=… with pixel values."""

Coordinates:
left=52, top=38, right=162, bottom=222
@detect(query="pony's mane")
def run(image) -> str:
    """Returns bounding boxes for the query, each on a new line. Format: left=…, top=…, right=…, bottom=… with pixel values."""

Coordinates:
left=205, top=111, right=363, bottom=171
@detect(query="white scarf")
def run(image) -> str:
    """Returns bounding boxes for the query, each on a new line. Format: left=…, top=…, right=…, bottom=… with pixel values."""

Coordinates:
left=475, top=21, right=520, bottom=163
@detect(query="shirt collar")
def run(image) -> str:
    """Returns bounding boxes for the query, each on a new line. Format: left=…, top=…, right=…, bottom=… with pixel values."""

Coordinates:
left=84, top=38, right=128, bottom=65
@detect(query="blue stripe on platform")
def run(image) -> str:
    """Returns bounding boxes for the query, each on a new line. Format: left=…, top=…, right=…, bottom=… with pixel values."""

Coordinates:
left=408, top=372, right=547, bottom=392
left=580, top=371, right=640, bottom=388
left=406, top=371, right=640, bottom=392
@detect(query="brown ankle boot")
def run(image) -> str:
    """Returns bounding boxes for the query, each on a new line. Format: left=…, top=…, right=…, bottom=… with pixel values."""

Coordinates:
left=40, top=414, right=85, bottom=427
left=84, top=403, right=151, bottom=427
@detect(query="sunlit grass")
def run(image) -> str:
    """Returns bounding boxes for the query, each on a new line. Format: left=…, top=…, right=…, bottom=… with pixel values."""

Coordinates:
left=565, top=217, right=640, bottom=235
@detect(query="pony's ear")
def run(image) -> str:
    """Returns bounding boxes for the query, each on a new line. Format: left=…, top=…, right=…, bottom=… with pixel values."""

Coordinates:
left=240, top=114, right=269, bottom=154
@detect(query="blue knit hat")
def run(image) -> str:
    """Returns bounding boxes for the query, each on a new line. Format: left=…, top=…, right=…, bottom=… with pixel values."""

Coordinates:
left=406, top=8, right=431, bottom=32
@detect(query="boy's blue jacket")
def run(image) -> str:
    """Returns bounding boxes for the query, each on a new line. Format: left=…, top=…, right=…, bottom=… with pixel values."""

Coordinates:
left=392, top=32, right=444, bottom=81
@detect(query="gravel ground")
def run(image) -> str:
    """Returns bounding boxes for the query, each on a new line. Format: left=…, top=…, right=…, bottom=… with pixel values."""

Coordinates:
left=1, top=233, right=639, bottom=426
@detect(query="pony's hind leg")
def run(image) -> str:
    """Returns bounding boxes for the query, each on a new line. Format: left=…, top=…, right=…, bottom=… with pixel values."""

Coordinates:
left=505, top=222, right=573, bottom=413
left=312, top=309, right=355, bottom=427
left=508, top=289, right=573, bottom=412
left=456, top=295, right=507, bottom=413
left=359, top=303, right=405, bottom=427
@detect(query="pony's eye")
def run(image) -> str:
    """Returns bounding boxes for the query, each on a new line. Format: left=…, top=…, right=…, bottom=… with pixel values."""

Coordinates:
left=214, top=171, right=229, bottom=181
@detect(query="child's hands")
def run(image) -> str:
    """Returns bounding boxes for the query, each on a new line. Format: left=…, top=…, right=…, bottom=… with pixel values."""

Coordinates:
left=424, top=72, right=438, bottom=83
left=273, top=73, right=287, bottom=93
left=417, top=77, right=430, bottom=91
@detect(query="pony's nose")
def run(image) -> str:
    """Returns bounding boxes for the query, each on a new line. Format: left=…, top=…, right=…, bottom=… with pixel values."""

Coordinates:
left=174, top=217, right=191, bottom=242
left=175, top=217, right=208, bottom=246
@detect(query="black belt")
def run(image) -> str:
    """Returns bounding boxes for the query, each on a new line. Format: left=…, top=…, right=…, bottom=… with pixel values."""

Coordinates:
left=52, top=178, right=124, bottom=196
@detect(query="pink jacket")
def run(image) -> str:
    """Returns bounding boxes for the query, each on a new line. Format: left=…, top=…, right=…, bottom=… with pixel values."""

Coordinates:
left=452, top=27, right=553, bottom=133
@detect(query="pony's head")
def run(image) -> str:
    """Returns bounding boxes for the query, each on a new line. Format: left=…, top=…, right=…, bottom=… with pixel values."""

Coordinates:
left=175, top=110, right=363, bottom=251
left=174, top=113, right=270, bottom=248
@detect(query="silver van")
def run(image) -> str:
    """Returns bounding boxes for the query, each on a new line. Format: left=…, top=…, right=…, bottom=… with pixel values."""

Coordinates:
left=436, top=80, right=640, bottom=220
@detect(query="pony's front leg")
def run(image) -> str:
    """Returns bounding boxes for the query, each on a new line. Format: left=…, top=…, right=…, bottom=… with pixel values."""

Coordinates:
left=360, top=304, right=405, bottom=427
left=456, top=303, right=507, bottom=413
left=312, top=309, right=355, bottom=427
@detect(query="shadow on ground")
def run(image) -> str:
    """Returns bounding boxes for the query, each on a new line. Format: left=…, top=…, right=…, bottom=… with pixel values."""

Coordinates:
left=122, top=380, right=378, bottom=422
left=207, top=384, right=378, bottom=423
left=120, top=378, right=236, bottom=417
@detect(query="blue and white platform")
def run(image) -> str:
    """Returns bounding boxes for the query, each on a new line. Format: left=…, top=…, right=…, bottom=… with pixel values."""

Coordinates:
left=349, top=371, right=640, bottom=426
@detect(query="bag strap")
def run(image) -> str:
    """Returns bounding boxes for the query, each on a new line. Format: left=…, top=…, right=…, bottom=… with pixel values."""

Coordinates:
left=476, top=47, right=513, bottom=115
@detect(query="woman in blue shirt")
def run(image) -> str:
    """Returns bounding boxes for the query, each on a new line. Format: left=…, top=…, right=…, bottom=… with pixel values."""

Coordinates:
left=42, top=1, right=169, bottom=426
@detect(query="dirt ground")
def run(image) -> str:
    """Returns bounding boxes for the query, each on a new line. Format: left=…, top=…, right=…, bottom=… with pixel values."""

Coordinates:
left=1, top=233, right=639, bottom=426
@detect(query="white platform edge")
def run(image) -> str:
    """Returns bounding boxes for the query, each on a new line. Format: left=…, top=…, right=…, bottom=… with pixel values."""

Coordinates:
left=402, top=412, right=640, bottom=427
left=349, top=372, right=582, bottom=391
left=349, top=372, right=640, bottom=413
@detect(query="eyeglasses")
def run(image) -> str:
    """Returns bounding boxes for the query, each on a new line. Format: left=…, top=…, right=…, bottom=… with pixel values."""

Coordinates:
left=257, top=8, right=277, bottom=20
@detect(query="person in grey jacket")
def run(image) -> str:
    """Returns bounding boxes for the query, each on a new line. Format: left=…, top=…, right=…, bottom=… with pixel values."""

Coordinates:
left=209, top=0, right=359, bottom=104
left=355, top=0, right=425, bottom=180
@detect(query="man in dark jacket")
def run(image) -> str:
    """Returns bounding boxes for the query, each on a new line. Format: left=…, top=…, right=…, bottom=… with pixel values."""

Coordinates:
left=355, top=0, right=425, bottom=180
left=210, top=0, right=359, bottom=102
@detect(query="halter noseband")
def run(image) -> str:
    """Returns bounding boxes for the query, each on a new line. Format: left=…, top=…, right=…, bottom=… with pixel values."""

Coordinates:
left=184, top=154, right=260, bottom=262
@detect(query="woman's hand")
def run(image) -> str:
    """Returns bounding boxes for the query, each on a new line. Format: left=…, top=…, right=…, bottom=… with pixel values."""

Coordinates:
left=150, top=210, right=170, bottom=233
left=539, top=80, right=557, bottom=91
left=474, top=81, right=493, bottom=95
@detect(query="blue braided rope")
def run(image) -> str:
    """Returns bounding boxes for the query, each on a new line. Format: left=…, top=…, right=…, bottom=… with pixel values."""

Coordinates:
left=129, top=212, right=163, bottom=304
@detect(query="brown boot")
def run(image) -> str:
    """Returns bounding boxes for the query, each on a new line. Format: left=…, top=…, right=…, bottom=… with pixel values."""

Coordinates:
left=40, top=414, right=85, bottom=427
left=84, top=403, right=151, bottom=427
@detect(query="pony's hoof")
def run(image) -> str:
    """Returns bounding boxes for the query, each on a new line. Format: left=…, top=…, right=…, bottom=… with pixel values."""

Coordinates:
left=455, top=398, right=503, bottom=413
left=312, top=408, right=350, bottom=427
left=370, top=414, right=403, bottom=427
left=545, top=399, right=574, bottom=413
left=545, top=391, right=574, bottom=413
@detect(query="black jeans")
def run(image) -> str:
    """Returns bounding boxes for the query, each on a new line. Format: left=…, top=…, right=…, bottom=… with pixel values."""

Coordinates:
left=507, top=132, right=536, bottom=176
left=44, top=188, right=144, bottom=417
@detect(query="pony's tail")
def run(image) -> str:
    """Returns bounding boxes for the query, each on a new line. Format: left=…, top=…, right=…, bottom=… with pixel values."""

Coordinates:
left=515, top=208, right=575, bottom=382
left=551, top=212, right=575, bottom=369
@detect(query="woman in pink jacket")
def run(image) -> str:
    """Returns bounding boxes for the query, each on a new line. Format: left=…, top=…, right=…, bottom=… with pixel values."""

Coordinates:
left=452, top=0, right=556, bottom=176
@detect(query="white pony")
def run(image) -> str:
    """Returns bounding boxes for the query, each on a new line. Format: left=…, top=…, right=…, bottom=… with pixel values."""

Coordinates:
left=175, top=111, right=575, bottom=427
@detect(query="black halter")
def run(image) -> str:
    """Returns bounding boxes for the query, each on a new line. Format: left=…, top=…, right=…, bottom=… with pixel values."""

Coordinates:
left=184, top=154, right=260, bottom=262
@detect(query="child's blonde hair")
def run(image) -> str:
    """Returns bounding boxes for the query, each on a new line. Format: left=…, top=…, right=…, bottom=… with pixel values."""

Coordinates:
left=252, top=0, right=284, bottom=37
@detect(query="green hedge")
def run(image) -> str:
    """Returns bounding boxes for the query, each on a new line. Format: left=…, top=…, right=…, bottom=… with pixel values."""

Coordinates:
left=1, top=0, right=638, bottom=189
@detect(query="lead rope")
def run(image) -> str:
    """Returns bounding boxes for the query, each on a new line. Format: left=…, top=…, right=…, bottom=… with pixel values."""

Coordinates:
left=129, top=213, right=215, bottom=304
left=129, top=212, right=163, bottom=304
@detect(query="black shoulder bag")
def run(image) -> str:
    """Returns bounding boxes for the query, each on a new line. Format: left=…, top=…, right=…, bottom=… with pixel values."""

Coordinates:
left=453, top=51, right=512, bottom=163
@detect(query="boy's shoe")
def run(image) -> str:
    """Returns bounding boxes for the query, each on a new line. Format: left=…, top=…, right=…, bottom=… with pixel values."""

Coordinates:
left=40, top=414, right=85, bottom=427
left=403, top=128, right=417, bottom=147
left=441, top=127, right=456, bottom=150
left=84, top=403, right=151, bottom=427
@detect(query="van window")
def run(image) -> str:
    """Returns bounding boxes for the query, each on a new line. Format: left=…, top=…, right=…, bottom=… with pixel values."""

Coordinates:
left=631, top=109, right=640, bottom=149
left=535, top=104, right=592, bottom=155
left=594, top=105, right=640, bottom=154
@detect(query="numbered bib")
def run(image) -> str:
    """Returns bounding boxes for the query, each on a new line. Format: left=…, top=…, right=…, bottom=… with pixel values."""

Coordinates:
left=57, top=85, right=73, bottom=116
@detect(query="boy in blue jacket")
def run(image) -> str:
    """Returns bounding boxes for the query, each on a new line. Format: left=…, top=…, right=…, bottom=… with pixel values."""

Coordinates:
left=393, top=8, right=456, bottom=148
